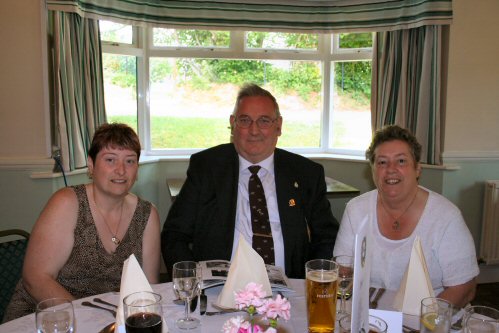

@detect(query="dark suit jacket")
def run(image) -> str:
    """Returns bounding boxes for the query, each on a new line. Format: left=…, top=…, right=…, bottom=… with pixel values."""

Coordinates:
left=161, top=143, right=339, bottom=279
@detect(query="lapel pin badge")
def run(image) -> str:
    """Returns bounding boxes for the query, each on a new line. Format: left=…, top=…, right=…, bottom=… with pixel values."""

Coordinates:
left=289, top=199, right=296, bottom=207
left=294, top=181, right=299, bottom=188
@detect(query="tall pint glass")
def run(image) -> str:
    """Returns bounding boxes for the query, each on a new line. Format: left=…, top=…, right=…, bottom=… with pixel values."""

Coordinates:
left=306, top=259, right=339, bottom=333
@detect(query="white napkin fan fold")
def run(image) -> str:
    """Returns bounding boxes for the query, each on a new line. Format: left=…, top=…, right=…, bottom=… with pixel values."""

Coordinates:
left=115, top=254, right=154, bottom=332
left=393, top=236, right=434, bottom=316
left=216, top=235, right=272, bottom=309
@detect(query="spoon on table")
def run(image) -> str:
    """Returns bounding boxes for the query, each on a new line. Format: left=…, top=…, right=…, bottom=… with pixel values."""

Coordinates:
left=200, top=289, right=207, bottom=315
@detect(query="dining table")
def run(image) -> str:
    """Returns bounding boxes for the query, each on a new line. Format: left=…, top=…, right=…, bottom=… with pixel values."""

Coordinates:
left=167, top=176, right=360, bottom=201
left=0, top=279, right=457, bottom=333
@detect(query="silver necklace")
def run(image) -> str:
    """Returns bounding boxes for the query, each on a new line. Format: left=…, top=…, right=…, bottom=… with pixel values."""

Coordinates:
left=92, top=186, right=124, bottom=245
left=379, top=190, right=418, bottom=231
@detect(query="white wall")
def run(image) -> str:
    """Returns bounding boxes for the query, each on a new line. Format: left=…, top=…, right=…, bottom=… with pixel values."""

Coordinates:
left=445, top=0, right=499, bottom=156
left=0, top=0, right=51, bottom=160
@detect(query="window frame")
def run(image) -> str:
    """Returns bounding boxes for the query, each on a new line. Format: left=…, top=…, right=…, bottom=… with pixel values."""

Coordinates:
left=101, top=25, right=373, bottom=157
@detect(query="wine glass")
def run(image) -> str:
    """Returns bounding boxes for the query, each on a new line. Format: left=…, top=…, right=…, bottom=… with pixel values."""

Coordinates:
left=36, top=298, right=74, bottom=333
left=334, top=255, right=354, bottom=315
left=123, top=291, right=163, bottom=333
left=172, top=261, right=201, bottom=329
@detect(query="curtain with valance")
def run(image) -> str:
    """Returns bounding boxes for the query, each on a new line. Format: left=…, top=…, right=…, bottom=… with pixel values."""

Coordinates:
left=46, top=0, right=452, bottom=33
left=47, top=0, right=452, bottom=167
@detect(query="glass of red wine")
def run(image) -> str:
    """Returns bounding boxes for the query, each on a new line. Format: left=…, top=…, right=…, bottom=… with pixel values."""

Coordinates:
left=123, top=291, right=163, bottom=333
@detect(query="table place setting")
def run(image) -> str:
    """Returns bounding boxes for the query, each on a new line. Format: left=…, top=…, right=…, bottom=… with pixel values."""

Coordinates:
left=3, top=227, right=499, bottom=333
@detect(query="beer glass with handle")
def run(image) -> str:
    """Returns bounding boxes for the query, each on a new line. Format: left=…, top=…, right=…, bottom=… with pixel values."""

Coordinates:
left=420, top=297, right=452, bottom=333
left=306, top=259, right=339, bottom=333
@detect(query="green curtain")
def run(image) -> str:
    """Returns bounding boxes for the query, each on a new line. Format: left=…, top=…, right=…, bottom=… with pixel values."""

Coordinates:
left=51, top=11, right=107, bottom=171
left=46, top=0, right=452, bottom=33
left=371, top=25, right=447, bottom=165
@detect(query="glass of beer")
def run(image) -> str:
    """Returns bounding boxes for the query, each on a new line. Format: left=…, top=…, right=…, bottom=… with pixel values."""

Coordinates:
left=420, top=297, right=452, bottom=333
left=123, top=291, right=163, bottom=333
left=306, top=259, right=339, bottom=333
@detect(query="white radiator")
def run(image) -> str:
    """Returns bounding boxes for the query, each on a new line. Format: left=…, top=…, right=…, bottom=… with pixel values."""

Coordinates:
left=480, top=180, right=499, bottom=265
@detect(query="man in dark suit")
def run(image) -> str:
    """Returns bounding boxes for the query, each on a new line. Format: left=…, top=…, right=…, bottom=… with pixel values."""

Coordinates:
left=161, top=83, right=339, bottom=279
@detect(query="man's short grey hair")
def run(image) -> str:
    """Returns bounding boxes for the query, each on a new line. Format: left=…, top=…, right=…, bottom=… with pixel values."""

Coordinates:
left=232, top=83, right=281, bottom=118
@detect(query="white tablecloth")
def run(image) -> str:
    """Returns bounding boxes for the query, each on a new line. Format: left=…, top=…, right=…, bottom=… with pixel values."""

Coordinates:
left=0, top=279, right=308, bottom=333
left=0, top=279, right=440, bottom=333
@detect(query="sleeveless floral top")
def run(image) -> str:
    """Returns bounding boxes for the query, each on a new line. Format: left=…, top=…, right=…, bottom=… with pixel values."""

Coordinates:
left=3, top=184, right=151, bottom=322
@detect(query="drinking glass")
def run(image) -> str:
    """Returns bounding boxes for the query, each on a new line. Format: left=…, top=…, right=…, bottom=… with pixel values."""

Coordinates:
left=36, top=298, right=74, bottom=333
left=305, top=259, right=339, bottom=333
left=172, top=261, right=202, bottom=329
left=420, top=297, right=453, bottom=333
left=339, top=314, right=388, bottom=333
left=463, top=305, right=499, bottom=333
left=334, top=255, right=354, bottom=314
left=123, top=291, right=163, bottom=333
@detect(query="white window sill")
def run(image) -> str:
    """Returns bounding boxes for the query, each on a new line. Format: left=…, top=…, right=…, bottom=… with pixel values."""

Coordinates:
left=28, top=152, right=460, bottom=180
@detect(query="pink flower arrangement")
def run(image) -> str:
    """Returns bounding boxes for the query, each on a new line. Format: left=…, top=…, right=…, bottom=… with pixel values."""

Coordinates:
left=222, top=283, right=291, bottom=333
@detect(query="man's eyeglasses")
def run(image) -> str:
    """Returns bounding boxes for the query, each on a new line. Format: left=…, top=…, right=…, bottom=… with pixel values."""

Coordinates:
left=235, top=116, right=278, bottom=129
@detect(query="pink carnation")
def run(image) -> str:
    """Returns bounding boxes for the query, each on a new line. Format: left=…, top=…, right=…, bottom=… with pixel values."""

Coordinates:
left=249, top=325, right=263, bottom=333
left=222, top=316, right=250, bottom=333
left=257, top=294, right=291, bottom=320
left=234, top=282, right=267, bottom=309
left=264, top=328, right=277, bottom=333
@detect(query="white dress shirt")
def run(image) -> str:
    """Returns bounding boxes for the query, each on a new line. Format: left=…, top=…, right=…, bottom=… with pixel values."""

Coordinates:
left=231, top=154, right=285, bottom=272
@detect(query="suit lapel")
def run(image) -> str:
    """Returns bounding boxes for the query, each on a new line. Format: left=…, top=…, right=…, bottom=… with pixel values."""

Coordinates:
left=211, top=144, right=239, bottom=257
left=274, top=150, right=304, bottom=267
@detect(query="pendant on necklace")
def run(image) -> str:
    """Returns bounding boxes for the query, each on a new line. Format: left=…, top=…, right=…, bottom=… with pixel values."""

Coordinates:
left=111, top=236, right=121, bottom=245
left=392, top=220, right=400, bottom=231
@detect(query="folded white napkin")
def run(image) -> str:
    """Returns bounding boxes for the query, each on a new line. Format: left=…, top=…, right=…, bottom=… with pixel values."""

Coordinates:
left=393, top=236, right=434, bottom=315
left=216, top=235, right=272, bottom=308
left=115, top=254, right=154, bottom=332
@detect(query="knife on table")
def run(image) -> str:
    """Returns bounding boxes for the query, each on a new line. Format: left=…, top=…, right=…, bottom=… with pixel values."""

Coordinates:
left=190, top=295, right=198, bottom=313
left=200, top=290, right=207, bottom=315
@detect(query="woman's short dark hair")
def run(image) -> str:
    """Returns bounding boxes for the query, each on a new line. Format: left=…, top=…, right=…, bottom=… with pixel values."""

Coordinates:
left=88, top=123, right=141, bottom=162
left=366, top=125, right=422, bottom=165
